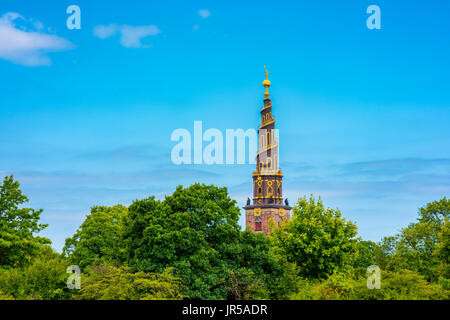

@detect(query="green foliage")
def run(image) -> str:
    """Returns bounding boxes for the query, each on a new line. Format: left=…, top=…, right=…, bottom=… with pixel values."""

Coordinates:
left=0, top=290, right=13, bottom=300
left=0, top=246, right=71, bottom=300
left=379, top=270, right=448, bottom=300
left=1, top=175, right=448, bottom=300
left=395, top=221, right=440, bottom=279
left=373, top=236, right=398, bottom=270
left=225, top=267, right=268, bottom=300
left=352, top=269, right=449, bottom=300
left=374, top=197, right=450, bottom=282
left=226, top=231, right=285, bottom=299
left=313, top=271, right=359, bottom=300
left=289, top=269, right=449, bottom=300
left=287, top=277, right=321, bottom=300
left=270, top=261, right=322, bottom=300
left=436, top=218, right=450, bottom=265
left=75, top=264, right=184, bottom=300
left=271, top=195, right=359, bottom=279
left=0, top=175, right=50, bottom=267
left=435, top=218, right=450, bottom=278
left=418, top=197, right=449, bottom=226
left=124, top=184, right=243, bottom=299
left=353, top=240, right=377, bottom=275
left=236, top=230, right=279, bottom=279
left=63, top=205, right=128, bottom=269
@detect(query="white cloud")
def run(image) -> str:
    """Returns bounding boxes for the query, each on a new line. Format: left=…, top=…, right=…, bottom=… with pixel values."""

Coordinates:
left=198, top=9, right=211, bottom=19
left=119, top=25, right=160, bottom=48
left=93, top=24, right=161, bottom=48
left=93, top=24, right=118, bottom=39
left=0, top=12, right=74, bottom=66
left=32, top=19, right=44, bottom=31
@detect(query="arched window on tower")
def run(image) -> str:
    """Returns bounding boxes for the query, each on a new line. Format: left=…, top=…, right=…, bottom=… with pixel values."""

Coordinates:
left=255, top=216, right=262, bottom=231
left=266, top=157, right=272, bottom=170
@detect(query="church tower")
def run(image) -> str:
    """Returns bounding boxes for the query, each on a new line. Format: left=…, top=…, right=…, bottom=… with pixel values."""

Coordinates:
left=243, top=68, right=291, bottom=235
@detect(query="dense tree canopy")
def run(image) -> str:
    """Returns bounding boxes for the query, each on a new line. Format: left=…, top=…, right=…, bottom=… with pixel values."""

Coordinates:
left=271, top=195, right=359, bottom=279
left=418, top=197, right=449, bottom=226
left=0, top=175, right=49, bottom=268
left=289, top=269, right=449, bottom=300
left=0, top=175, right=448, bottom=300
left=63, top=205, right=128, bottom=269
left=0, top=245, right=70, bottom=300
left=124, top=184, right=248, bottom=299
left=436, top=218, right=450, bottom=267
left=76, top=265, right=184, bottom=300
left=374, top=197, right=450, bottom=282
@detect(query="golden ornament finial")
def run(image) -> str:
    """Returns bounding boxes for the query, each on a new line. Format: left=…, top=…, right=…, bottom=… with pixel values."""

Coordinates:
left=263, top=65, right=271, bottom=99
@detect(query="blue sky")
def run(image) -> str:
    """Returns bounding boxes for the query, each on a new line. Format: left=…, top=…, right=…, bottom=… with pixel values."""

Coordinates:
left=1, top=0, right=449, bottom=251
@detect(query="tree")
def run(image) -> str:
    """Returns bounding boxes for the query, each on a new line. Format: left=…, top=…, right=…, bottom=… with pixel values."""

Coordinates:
left=0, top=175, right=49, bottom=267
left=395, top=221, right=440, bottom=279
left=434, top=218, right=450, bottom=280
left=373, top=236, right=399, bottom=271
left=225, top=230, right=285, bottom=299
left=63, top=205, right=128, bottom=269
left=376, top=198, right=450, bottom=281
left=350, top=269, right=449, bottom=300
left=353, top=240, right=377, bottom=275
left=225, top=267, right=268, bottom=300
left=124, top=184, right=243, bottom=299
left=418, top=197, right=449, bottom=226
left=75, top=265, right=184, bottom=300
left=295, top=269, right=449, bottom=300
left=271, top=195, right=359, bottom=279
left=416, top=198, right=450, bottom=276
left=0, top=246, right=71, bottom=300
left=435, top=218, right=450, bottom=265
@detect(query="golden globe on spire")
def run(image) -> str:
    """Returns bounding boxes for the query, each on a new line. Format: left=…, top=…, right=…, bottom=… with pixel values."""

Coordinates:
left=263, top=65, right=271, bottom=99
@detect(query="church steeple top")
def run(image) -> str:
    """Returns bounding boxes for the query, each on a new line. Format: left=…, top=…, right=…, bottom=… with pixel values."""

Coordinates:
left=244, top=69, right=291, bottom=236
left=263, top=66, right=271, bottom=100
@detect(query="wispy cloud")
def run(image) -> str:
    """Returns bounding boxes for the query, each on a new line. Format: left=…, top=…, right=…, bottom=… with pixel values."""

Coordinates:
left=0, top=12, right=74, bottom=66
left=75, top=144, right=170, bottom=162
left=92, top=24, right=117, bottom=39
left=278, top=158, right=450, bottom=241
left=198, top=9, right=211, bottom=19
left=337, top=158, right=450, bottom=179
left=283, top=158, right=450, bottom=200
left=93, top=23, right=161, bottom=48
